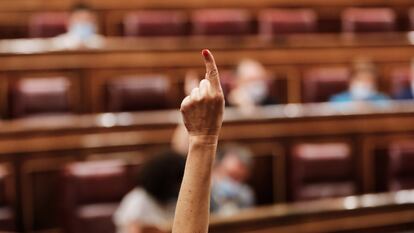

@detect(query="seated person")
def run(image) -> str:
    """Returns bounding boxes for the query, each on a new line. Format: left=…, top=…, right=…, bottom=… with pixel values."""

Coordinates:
left=170, top=126, right=254, bottom=215
left=228, top=59, right=276, bottom=111
left=330, top=59, right=390, bottom=103
left=114, top=151, right=185, bottom=233
left=52, top=3, right=104, bottom=49
left=211, top=144, right=255, bottom=216
left=394, top=60, right=414, bottom=100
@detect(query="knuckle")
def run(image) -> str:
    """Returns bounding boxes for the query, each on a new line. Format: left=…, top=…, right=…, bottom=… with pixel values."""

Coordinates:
left=208, top=69, right=219, bottom=77
left=200, top=96, right=209, bottom=104
left=180, top=101, right=190, bottom=111
left=213, top=95, right=224, bottom=102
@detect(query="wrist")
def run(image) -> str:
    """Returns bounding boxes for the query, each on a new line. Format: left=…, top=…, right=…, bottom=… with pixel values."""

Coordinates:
left=189, top=135, right=219, bottom=146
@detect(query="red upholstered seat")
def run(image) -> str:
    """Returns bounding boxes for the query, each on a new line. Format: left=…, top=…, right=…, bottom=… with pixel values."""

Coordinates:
left=290, top=143, right=356, bottom=201
left=302, top=67, right=350, bottom=103
left=62, top=160, right=130, bottom=233
left=29, top=12, right=68, bottom=38
left=409, top=8, right=414, bottom=31
left=123, top=11, right=187, bottom=37
left=0, top=165, right=15, bottom=232
left=388, top=141, right=414, bottom=191
left=192, top=9, right=252, bottom=36
left=389, top=67, right=411, bottom=97
left=219, top=71, right=237, bottom=101
left=106, top=75, right=171, bottom=112
left=12, top=77, right=71, bottom=118
left=342, top=8, right=396, bottom=33
left=259, top=9, right=317, bottom=36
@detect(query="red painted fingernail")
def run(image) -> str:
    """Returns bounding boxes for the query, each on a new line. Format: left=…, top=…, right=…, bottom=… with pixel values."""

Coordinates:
left=202, top=49, right=209, bottom=58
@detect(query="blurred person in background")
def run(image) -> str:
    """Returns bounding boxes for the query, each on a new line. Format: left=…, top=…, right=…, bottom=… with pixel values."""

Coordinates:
left=211, top=144, right=255, bottom=216
left=330, top=59, right=390, bottom=103
left=114, top=151, right=185, bottom=233
left=183, top=59, right=275, bottom=114
left=170, top=70, right=202, bottom=156
left=394, top=59, right=414, bottom=100
left=171, top=128, right=255, bottom=216
left=53, top=3, right=104, bottom=49
left=175, top=65, right=256, bottom=215
left=228, top=59, right=276, bottom=112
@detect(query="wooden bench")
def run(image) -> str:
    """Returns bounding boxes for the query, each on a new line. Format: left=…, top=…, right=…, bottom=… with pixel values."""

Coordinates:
left=0, top=101, right=413, bottom=231
left=209, top=189, right=414, bottom=233
left=0, top=0, right=413, bottom=37
left=0, top=33, right=413, bottom=117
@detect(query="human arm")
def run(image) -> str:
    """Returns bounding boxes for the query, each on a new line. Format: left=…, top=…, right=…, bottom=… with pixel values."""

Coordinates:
left=171, top=49, right=225, bottom=233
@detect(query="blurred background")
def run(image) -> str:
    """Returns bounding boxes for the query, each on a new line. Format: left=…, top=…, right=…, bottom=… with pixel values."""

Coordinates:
left=0, top=0, right=413, bottom=232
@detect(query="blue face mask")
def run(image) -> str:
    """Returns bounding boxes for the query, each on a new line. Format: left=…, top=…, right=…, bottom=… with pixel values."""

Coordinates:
left=212, top=177, right=254, bottom=210
left=69, top=23, right=96, bottom=40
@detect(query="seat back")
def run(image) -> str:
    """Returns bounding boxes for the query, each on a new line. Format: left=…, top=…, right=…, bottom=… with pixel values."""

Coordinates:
left=302, top=67, right=350, bottom=103
left=409, top=8, right=414, bottom=31
left=29, top=12, right=68, bottom=38
left=290, top=143, right=356, bottom=201
left=123, top=11, right=187, bottom=37
left=389, top=67, right=411, bottom=98
left=192, top=9, right=252, bottom=36
left=62, top=160, right=130, bottom=233
left=0, top=165, right=15, bottom=231
left=106, top=75, right=170, bottom=112
left=259, top=9, right=317, bottom=36
left=388, top=141, right=414, bottom=191
left=63, top=160, right=129, bottom=205
left=342, top=8, right=396, bottom=33
left=12, top=77, right=71, bottom=117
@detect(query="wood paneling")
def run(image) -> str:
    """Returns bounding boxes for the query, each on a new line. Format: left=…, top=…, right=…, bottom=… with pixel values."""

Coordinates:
left=209, top=190, right=414, bottom=233
left=0, top=0, right=413, bottom=38
left=0, top=0, right=413, bottom=11
left=0, top=34, right=413, bottom=117
left=0, top=102, right=412, bottom=231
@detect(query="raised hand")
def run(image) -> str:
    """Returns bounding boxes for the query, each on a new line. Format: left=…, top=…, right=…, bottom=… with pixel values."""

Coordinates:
left=173, top=50, right=225, bottom=233
left=180, top=49, right=225, bottom=137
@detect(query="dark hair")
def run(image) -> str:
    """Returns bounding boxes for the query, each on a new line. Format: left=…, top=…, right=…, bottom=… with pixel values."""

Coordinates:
left=71, top=3, right=93, bottom=13
left=136, top=151, right=186, bottom=205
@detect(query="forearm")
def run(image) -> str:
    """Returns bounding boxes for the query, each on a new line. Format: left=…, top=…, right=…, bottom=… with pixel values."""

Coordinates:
left=172, top=135, right=218, bottom=233
left=172, top=49, right=223, bottom=233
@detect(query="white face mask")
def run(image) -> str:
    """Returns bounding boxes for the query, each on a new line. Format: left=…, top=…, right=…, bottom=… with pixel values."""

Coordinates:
left=69, top=22, right=97, bottom=40
left=242, top=81, right=268, bottom=103
left=350, top=82, right=374, bottom=100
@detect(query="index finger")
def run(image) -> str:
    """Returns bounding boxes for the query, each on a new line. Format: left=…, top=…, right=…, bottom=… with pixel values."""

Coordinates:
left=202, top=49, right=221, bottom=92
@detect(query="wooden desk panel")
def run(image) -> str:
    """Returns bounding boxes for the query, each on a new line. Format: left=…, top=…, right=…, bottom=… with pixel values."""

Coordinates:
left=0, top=0, right=413, bottom=12
left=72, top=0, right=414, bottom=10
left=0, top=0, right=412, bottom=38
left=209, top=190, right=414, bottom=233
left=0, top=34, right=413, bottom=116
left=0, top=102, right=413, bottom=231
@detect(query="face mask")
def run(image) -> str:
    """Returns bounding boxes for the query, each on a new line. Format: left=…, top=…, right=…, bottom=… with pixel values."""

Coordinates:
left=69, top=22, right=96, bottom=40
left=350, top=82, right=374, bottom=100
left=242, top=81, right=268, bottom=104
left=214, top=177, right=244, bottom=199
left=212, top=176, right=253, bottom=209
